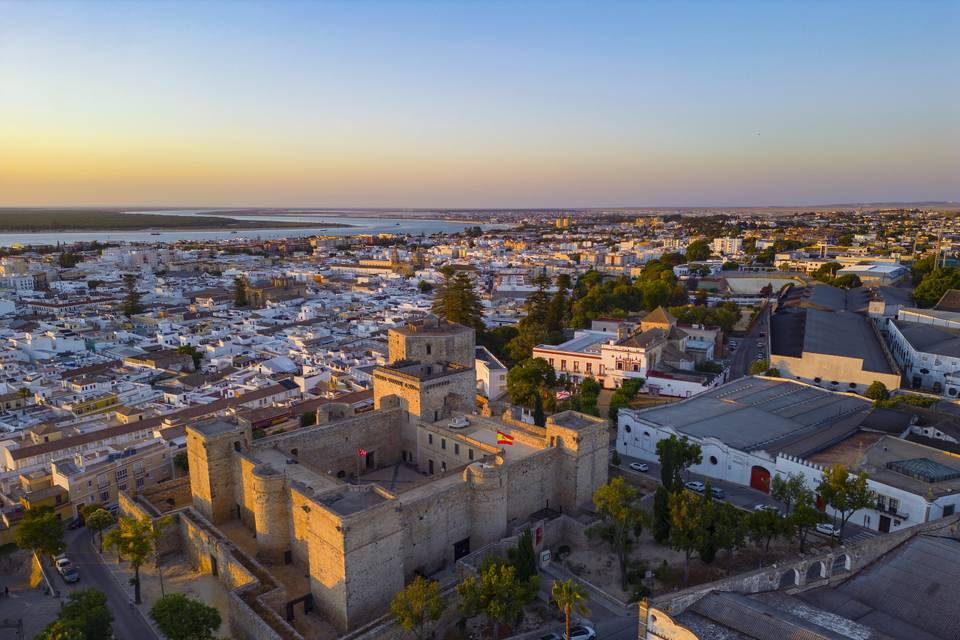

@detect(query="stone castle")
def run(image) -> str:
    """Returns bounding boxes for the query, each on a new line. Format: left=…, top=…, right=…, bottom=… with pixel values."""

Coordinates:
left=183, top=316, right=608, bottom=634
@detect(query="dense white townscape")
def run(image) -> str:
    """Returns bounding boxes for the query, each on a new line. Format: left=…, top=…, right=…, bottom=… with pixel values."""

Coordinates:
left=2, top=208, right=960, bottom=640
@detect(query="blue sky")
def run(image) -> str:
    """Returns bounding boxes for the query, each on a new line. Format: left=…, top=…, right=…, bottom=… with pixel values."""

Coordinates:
left=1, top=0, right=957, bottom=207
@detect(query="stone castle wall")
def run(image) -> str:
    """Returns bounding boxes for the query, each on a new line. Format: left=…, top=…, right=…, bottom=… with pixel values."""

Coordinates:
left=257, top=406, right=405, bottom=479
left=399, top=474, right=474, bottom=575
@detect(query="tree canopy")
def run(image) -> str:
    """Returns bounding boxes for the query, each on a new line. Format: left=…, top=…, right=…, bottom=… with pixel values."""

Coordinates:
left=37, top=588, right=113, bottom=640
left=457, top=560, right=535, bottom=639
left=506, top=357, right=556, bottom=410
left=391, top=575, right=446, bottom=640
left=817, top=465, right=872, bottom=538
left=14, top=506, right=65, bottom=556
left=233, top=276, right=248, bottom=307
left=122, top=273, right=144, bottom=317
left=656, top=435, right=703, bottom=492
left=864, top=380, right=890, bottom=402
left=913, top=267, right=960, bottom=308
left=84, top=508, right=115, bottom=554
left=432, top=269, right=485, bottom=332
left=567, top=267, right=687, bottom=329
left=685, top=239, right=712, bottom=262
left=150, top=593, right=222, bottom=640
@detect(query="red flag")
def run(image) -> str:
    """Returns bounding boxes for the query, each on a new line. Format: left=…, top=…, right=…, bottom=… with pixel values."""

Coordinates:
left=497, top=431, right=514, bottom=445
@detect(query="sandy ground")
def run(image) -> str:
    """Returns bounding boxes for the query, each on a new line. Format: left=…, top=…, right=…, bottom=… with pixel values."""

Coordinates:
left=0, top=550, right=62, bottom=640
left=101, top=551, right=233, bottom=638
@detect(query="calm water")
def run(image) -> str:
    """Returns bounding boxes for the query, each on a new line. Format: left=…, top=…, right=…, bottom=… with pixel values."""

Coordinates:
left=0, top=210, right=491, bottom=247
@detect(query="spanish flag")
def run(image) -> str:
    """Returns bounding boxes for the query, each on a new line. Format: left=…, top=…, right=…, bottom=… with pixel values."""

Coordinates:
left=497, top=431, right=514, bottom=445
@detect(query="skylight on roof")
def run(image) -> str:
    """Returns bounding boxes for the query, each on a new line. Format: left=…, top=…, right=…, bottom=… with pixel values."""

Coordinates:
left=887, top=457, right=960, bottom=483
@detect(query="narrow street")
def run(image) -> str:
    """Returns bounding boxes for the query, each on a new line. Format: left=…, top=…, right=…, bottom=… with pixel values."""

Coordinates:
left=55, top=528, right=158, bottom=640
left=728, top=304, right=770, bottom=380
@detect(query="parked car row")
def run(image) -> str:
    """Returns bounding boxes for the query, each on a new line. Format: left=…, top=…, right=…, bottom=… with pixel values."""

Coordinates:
left=54, top=553, right=79, bottom=583
left=618, top=458, right=845, bottom=542
left=684, top=480, right=725, bottom=500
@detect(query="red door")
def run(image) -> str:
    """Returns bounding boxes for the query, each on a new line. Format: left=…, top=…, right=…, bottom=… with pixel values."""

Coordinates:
left=750, top=466, right=771, bottom=493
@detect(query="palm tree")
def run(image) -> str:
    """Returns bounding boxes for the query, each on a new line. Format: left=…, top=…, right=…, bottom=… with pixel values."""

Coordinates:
left=551, top=579, right=590, bottom=640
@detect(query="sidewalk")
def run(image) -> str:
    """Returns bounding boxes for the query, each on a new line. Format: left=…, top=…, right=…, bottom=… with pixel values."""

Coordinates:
left=97, top=549, right=233, bottom=639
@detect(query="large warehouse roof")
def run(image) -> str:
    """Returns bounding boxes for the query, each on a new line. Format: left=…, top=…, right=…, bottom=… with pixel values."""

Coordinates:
left=627, top=376, right=871, bottom=453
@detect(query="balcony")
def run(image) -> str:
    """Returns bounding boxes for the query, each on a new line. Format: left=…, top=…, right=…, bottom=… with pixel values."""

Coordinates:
left=875, top=502, right=909, bottom=520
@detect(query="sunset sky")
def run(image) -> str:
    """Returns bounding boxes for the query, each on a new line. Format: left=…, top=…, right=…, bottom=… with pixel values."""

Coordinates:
left=1, top=0, right=957, bottom=208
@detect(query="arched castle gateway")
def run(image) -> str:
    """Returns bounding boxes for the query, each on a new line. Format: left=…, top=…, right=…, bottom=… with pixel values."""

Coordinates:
left=181, top=316, right=608, bottom=634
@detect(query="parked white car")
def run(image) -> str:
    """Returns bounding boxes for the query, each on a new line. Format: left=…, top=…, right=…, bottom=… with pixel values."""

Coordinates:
left=567, top=626, right=597, bottom=640
left=629, top=462, right=649, bottom=472
left=816, top=522, right=841, bottom=538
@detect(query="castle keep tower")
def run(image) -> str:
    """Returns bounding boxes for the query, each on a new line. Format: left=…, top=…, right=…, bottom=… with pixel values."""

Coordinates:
left=186, top=420, right=251, bottom=524
left=387, top=315, right=475, bottom=368
left=375, top=316, right=477, bottom=449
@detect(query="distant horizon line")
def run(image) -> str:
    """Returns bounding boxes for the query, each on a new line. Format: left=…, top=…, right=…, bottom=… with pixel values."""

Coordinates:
left=1, top=200, right=958, bottom=212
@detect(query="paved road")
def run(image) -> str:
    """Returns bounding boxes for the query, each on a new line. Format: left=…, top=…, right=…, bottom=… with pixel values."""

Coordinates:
left=729, top=305, right=769, bottom=379
left=531, top=565, right=638, bottom=640
left=56, top=528, right=158, bottom=640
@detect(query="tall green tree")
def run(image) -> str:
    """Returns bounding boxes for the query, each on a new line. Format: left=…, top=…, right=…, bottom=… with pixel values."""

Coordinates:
left=656, top=435, right=703, bottom=492
left=817, top=465, right=873, bottom=538
left=551, top=579, right=590, bottom=640
left=14, top=506, right=65, bottom=556
left=150, top=593, right=222, bottom=640
left=587, top=477, right=646, bottom=591
left=233, top=275, right=248, bottom=307
left=122, top=273, right=144, bottom=317
left=457, top=561, right=532, bottom=639
left=668, top=489, right=710, bottom=586
left=506, top=357, right=556, bottom=410
left=654, top=435, right=702, bottom=543
left=391, top=575, right=446, bottom=640
left=652, top=486, right=671, bottom=544
left=105, top=515, right=163, bottom=604
left=693, top=485, right=745, bottom=565
left=432, top=269, right=485, bottom=332
left=507, top=271, right=554, bottom=361
left=85, top=508, right=115, bottom=554
left=508, top=529, right=538, bottom=583
left=545, top=274, right=572, bottom=339
left=788, top=489, right=826, bottom=553
left=532, top=393, right=546, bottom=427
left=744, top=507, right=788, bottom=556
left=770, top=473, right=808, bottom=517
